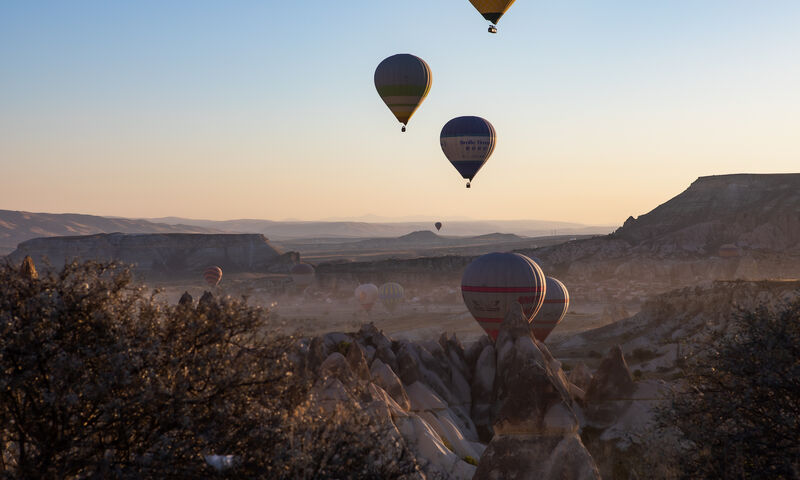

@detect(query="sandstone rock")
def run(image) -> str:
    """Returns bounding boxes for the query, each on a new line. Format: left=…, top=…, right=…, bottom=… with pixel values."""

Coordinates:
left=198, top=291, right=214, bottom=306
left=406, top=381, right=448, bottom=412
left=9, top=233, right=284, bottom=275
left=475, top=303, right=600, bottom=480
left=473, top=435, right=600, bottom=480
left=178, top=291, right=193, bottom=306
left=346, top=340, right=371, bottom=381
left=395, top=414, right=477, bottom=480
left=471, top=342, right=496, bottom=442
left=492, top=303, right=578, bottom=437
left=568, top=362, right=594, bottom=392
left=371, top=359, right=411, bottom=411
left=320, top=352, right=355, bottom=386
left=19, top=255, right=37, bottom=280
left=585, top=345, right=635, bottom=403
left=584, top=345, right=636, bottom=429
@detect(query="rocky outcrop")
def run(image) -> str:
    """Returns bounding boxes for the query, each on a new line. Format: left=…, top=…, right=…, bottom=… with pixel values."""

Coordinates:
left=0, top=209, right=222, bottom=255
left=612, top=174, right=800, bottom=252
left=8, top=233, right=290, bottom=276
left=474, top=303, right=600, bottom=480
left=584, top=346, right=637, bottom=429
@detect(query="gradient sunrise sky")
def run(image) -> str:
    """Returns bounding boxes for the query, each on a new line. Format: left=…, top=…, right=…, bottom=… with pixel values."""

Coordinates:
left=1, top=1, right=798, bottom=226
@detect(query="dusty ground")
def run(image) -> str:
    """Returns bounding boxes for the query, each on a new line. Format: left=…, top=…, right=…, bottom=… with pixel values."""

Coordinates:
left=148, top=272, right=638, bottom=348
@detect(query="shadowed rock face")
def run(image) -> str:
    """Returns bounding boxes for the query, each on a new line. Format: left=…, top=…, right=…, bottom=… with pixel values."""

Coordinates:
left=8, top=233, right=289, bottom=276
left=475, top=303, right=600, bottom=480
left=584, top=346, right=637, bottom=429
left=613, top=174, right=800, bottom=251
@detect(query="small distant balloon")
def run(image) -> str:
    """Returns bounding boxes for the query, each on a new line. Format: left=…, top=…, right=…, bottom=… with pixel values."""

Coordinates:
left=531, top=277, right=569, bottom=342
left=461, top=252, right=545, bottom=340
left=203, top=266, right=222, bottom=287
left=435, top=222, right=443, bottom=231
left=374, top=54, right=432, bottom=132
left=440, top=116, right=496, bottom=188
left=290, top=263, right=315, bottom=287
left=355, top=283, right=379, bottom=312
left=379, top=282, right=405, bottom=312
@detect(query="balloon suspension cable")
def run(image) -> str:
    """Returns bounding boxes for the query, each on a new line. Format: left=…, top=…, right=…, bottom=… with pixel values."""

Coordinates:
left=401, top=125, right=406, bottom=132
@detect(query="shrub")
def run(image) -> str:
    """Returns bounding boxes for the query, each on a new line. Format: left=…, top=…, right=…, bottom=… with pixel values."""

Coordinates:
left=656, top=300, right=800, bottom=478
left=0, top=260, right=418, bottom=479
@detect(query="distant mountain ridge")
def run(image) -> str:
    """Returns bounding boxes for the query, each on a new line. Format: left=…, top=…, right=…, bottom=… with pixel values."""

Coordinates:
left=0, top=209, right=613, bottom=256
left=0, top=210, right=222, bottom=255
left=143, top=217, right=612, bottom=240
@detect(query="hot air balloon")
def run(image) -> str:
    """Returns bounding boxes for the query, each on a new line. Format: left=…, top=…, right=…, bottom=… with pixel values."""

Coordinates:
left=440, top=116, right=496, bottom=188
left=374, top=54, right=432, bottom=132
left=203, top=266, right=222, bottom=287
left=469, top=0, right=516, bottom=33
left=531, top=277, right=569, bottom=342
left=718, top=244, right=741, bottom=258
left=379, top=282, right=405, bottom=312
left=355, top=283, right=379, bottom=312
left=291, top=263, right=315, bottom=288
left=435, top=222, right=443, bottom=231
left=461, top=252, right=545, bottom=340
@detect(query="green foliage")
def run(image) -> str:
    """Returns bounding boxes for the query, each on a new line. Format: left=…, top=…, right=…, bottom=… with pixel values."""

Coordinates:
left=441, top=438, right=454, bottom=453
left=463, top=456, right=478, bottom=466
left=336, top=341, right=352, bottom=356
left=657, top=300, right=800, bottom=478
left=0, top=260, right=418, bottom=479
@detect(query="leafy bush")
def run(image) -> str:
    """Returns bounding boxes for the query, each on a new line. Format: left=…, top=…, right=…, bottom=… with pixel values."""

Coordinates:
left=656, top=300, right=800, bottom=478
left=0, top=260, right=418, bottom=479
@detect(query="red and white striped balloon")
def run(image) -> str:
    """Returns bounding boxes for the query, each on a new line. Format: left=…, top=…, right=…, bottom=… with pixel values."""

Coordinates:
left=531, top=276, right=569, bottom=341
left=203, top=266, right=222, bottom=287
left=461, top=252, right=546, bottom=340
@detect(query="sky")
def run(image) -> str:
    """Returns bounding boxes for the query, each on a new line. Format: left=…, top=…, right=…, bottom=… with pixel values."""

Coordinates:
left=1, top=1, right=798, bottom=226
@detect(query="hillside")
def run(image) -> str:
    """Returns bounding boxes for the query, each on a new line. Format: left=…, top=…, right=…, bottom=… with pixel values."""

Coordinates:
left=0, top=210, right=221, bottom=255
left=7, top=233, right=291, bottom=277
left=612, top=174, right=800, bottom=252
left=147, top=217, right=613, bottom=240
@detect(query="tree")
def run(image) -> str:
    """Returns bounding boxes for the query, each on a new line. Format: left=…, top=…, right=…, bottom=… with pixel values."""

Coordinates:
left=0, top=260, right=418, bottom=479
left=658, top=300, right=800, bottom=478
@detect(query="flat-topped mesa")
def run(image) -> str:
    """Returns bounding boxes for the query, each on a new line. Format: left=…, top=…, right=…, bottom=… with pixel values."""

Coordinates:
left=8, top=233, right=291, bottom=276
left=612, top=173, right=800, bottom=250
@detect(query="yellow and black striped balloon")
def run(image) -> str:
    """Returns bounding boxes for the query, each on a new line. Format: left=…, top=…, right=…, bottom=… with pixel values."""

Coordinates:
left=378, top=282, right=405, bottom=312
left=468, top=0, right=516, bottom=25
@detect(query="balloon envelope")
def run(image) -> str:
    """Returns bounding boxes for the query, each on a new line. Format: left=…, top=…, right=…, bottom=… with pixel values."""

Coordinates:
left=291, top=263, right=315, bottom=287
left=461, top=252, right=545, bottom=340
left=531, top=277, right=569, bottom=341
left=379, top=282, right=405, bottom=312
left=440, top=116, right=496, bottom=183
left=374, top=54, right=432, bottom=128
left=435, top=222, right=442, bottom=231
left=468, top=0, right=516, bottom=24
left=355, top=283, right=379, bottom=312
left=203, top=266, right=222, bottom=287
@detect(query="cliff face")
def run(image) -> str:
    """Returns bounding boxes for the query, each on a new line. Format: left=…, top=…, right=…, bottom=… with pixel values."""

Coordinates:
left=0, top=209, right=221, bottom=255
left=612, top=174, right=800, bottom=253
left=8, top=233, right=286, bottom=275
